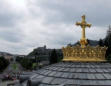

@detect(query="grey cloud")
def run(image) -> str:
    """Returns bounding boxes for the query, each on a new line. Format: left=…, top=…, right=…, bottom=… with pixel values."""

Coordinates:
left=36, top=25, right=80, bottom=47
left=0, top=13, right=22, bottom=27
left=0, top=0, right=26, bottom=43
left=0, top=41, right=29, bottom=55
left=0, top=1, right=24, bottom=27
left=0, top=28, right=24, bottom=43
left=0, top=0, right=110, bottom=54
left=34, top=0, right=111, bottom=27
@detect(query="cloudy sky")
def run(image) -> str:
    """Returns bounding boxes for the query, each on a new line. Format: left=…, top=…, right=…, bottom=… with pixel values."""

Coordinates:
left=0, top=0, right=110, bottom=55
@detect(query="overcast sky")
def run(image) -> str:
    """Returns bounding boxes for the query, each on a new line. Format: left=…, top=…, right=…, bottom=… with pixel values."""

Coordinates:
left=0, top=0, right=110, bottom=55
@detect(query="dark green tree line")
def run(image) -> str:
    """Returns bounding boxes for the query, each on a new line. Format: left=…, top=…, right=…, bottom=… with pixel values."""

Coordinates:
left=49, top=49, right=58, bottom=64
left=104, top=34, right=111, bottom=61
left=0, top=56, right=9, bottom=72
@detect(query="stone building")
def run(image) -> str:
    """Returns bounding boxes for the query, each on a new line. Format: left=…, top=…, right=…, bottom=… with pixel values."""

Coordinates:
left=28, top=45, right=63, bottom=61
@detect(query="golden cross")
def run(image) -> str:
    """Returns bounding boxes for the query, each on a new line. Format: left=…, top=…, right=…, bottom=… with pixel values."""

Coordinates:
left=76, top=15, right=91, bottom=47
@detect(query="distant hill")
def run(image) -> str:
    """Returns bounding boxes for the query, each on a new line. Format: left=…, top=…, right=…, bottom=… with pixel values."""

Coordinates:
left=0, top=51, right=26, bottom=60
left=68, top=39, right=99, bottom=46
left=0, top=51, right=14, bottom=60
left=27, top=45, right=63, bottom=61
left=88, top=40, right=99, bottom=46
left=0, top=51, right=13, bottom=56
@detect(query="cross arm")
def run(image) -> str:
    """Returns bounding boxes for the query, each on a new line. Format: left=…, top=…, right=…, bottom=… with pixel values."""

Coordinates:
left=76, top=22, right=82, bottom=26
left=86, top=24, right=91, bottom=28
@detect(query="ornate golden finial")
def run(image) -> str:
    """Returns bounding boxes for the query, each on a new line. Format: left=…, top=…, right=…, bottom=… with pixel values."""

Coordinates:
left=76, top=15, right=91, bottom=48
left=62, top=15, right=107, bottom=62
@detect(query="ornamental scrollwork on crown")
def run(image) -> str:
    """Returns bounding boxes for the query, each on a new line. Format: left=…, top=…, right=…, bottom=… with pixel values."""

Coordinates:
left=62, top=45, right=107, bottom=57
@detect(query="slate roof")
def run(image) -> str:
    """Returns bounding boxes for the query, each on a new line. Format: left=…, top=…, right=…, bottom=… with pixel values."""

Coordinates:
left=27, top=62, right=111, bottom=86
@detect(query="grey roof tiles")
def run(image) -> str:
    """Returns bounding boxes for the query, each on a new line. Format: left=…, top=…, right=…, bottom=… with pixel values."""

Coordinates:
left=24, top=62, right=111, bottom=86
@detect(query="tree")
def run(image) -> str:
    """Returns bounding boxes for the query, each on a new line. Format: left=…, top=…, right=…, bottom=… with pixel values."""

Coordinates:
left=20, top=57, right=33, bottom=70
left=32, top=63, right=37, bottom=70
left=49, top=49, right=58, bottom=64
left=0, top=56, right=9, bottom=72
left=104, top=34, right=111, bottom=60
left=16, top=56, right=21, bottom=62
left=106, top=55, right=111, bottom=61
left=98, top=39, right=104, bottom=46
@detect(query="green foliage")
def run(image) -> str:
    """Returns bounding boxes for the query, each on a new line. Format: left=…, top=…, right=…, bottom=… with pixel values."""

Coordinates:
left=32, top=63, right=37, bottom=70
left=0, top=56, right=9, bottom=72
left=57, top=56, right=63, bottom=62
left=20, top=57, right=33, bottom=70
left=104, top=34, right=111, bottom=61
left=104, top=34, right=111, bottom=47
left=12, top=63, right=17, bottom=70
left=16, top=56, right=41, bottom=70
left=98, top=39, right=104, bottom=46
left=49, top=49, right=58, bottom=64
left=106, top=55, right=111, bottom=61
left=16, top=56, right=21, bottom=62
left=27, top=49, right=38, bottom=57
